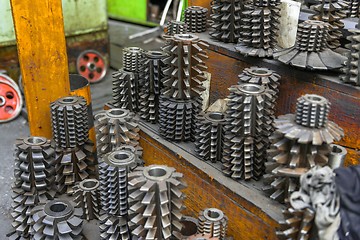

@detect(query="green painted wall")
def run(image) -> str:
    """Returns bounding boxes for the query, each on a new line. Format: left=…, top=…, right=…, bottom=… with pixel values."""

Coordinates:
left=0, top=0, right=16, bottom=46
left=107, top=0, right=148, bottom=25
left=107, top=0, right=188, bottom=26
left=0, top=0, right=108, bottom=46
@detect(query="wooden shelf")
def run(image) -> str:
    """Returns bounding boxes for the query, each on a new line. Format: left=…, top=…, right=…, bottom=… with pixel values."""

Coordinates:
left=139, top=122, right=284, bottom=240
left=191, top=31, right=360, bottom=166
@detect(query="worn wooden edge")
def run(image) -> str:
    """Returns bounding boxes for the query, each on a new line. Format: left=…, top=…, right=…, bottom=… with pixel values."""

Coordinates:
left=196, top=31, right=360, bottom=97
left=139, top=122, right=285, bottom=220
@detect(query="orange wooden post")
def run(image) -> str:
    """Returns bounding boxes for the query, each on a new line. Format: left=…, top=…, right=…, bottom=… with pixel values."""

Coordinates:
left=10, top=0, right=70, bottom=138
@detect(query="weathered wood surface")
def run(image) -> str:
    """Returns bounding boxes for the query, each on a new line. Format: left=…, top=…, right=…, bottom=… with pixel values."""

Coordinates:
left=10, top=0, right=70, bottom=138
left=139, top=124, right=283, bottom=240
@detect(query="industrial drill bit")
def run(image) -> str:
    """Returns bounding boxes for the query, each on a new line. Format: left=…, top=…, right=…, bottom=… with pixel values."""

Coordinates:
left=10, top=137, right=56, bottom=239
left=263, top=94, right=344, bottom=203
left=128, top=165, right=186, bottom=239
left=238, top=66, right=281, bottom=96
left=99, top=150, right=137, bottom=216
left=95, top=108, right=140, bottom=157
left=198, top=208, right=228, bottom=239
left=73, top=179, right=100, bottom=220
left=159, top=96, right=202, bottom=141
left=139, top=50, right=167, bottom=123
left=184, top=6, right=208, bottom=33
left=274, top=20, right=346, bottom=70
left=194, top=112, right=225, bottom=162
left=209, top=0, right=243, bottom=43
left=32, top=200, right=83, bottom=239
left=341, top=18, right=360, bottom=85
left=222, top=83, right=276, bottom=180
left=99, top=213, right=131, bottom=240
left=112, top=69, right=138, bottom=111
left=236, top=0, right=281, bottom=57
left=50, top=96, right=88, bottom=149
left=311, top=0, right=348, bottom=49
left=162, top=34, right=209, bottom=100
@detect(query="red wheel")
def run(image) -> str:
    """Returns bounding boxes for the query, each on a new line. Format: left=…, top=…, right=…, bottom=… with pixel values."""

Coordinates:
left=0, top=74, right=23, bottom=123
left=76, top=50, right=107, bottom=83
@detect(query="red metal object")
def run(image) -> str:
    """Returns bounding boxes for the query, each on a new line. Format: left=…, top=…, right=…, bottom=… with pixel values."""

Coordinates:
left=76, top=50, right=107, bottom=83
left=0, top=73, right=23, bottom=122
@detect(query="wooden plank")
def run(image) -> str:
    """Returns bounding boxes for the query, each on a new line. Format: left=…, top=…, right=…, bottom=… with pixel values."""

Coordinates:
left=139, top=125, right=282, bottom=240
left=10, top=0, right=70, bottom=138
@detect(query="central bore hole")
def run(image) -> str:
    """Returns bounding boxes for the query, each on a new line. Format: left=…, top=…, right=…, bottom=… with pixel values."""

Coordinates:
left=208, top=210, right=220, bottom=219
left=27, top=137, right=45, bottom=144
left=114, top=153, right=129, bottom=160
left=309, top=96, right=322, bottom=102
left=61, top=97, right=76, bottom=103
left=109, top=109, right=125, bottom=116
left=129, top=47, right=140, bottom=51
left=179, top=34, right=194, bottom=39
left=50, top=202, right=67, bottom=213
left=150, top=51, right=163, bottom=56
left=208, top=112, right=224, bottom=120
left=252, top=69, right=269, bottom=75
left=148, top=168, right=167, bottom=177
left=83, top=180, right=97, bottom=188
left=332, top=145, right=342, bottom=154
left=242, top=85, right=260, bottom=92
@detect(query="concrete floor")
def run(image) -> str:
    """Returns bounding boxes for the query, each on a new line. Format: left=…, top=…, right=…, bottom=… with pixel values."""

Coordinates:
left=0, top=20, right=163, bottom=238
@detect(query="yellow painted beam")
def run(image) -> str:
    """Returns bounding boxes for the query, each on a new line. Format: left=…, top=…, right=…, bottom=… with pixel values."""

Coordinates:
left=10, top=0, right=70, bottom=138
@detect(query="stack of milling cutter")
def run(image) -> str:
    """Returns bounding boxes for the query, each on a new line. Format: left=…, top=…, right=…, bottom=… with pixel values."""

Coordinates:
left=50, top=96, right=97, bottom=195
left=263, top=94, right=344, bottom=203
left=128, top=165, right=186, bottom=239
left=341, top=18, right=360, bottom=86
left=343, top=0, right=359, bottom=17
left=222, top=82, right=276, bottom=181
left=184, top=6, right=208, bottom=33
left=98, top=150, right=137, bottom=239
left=209, top=0, right=243, bottom=43
left=310, top=0, right=348, bottom=49
left=112, top=47, right=145, bottom=112
left=95, top=108, right=141, bottom=159
left=235, top=0, right=281, bottom=57
left=159, top=34, right=209, bottom=141
left=165, top=20, right=188, bottom=36
left=9, top=137, right=56, bottom=240
left=198, top=208, right=228, bottom=239
left=274, top=20, right=346, bottom=70
left=194, top=112, right=226, bottom=163
left=139, top=50, right=167, bottom=123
